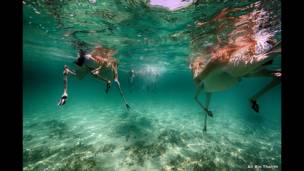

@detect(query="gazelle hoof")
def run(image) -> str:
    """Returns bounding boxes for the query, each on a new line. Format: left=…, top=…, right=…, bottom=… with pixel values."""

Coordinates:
left=58, top=95, right=68, bottom=106
left=250, top=99, right=259, bottom=113
left=207, top=110, right=213, bottom=117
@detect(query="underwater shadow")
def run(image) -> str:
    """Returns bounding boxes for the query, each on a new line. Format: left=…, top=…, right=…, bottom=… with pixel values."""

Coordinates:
left=115, top=109, right=154, bottom=143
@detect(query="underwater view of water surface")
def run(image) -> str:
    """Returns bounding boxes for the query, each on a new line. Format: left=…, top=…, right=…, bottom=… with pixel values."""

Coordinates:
left=23, top=0, right=281, bottom=170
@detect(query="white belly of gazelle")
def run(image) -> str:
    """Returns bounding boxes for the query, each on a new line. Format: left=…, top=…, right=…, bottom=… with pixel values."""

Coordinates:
left=204, top=70, right=239, bottom=92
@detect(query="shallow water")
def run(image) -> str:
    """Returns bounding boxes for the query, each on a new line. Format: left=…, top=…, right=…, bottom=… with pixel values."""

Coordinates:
left=23, top=0, right=281, bottom=170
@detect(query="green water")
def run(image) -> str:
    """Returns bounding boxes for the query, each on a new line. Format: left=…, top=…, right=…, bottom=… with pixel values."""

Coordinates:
left=23, top=0, right=281, bottom=170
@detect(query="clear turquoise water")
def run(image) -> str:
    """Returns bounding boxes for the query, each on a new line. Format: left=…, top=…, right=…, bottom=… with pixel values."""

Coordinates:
left=23, top=0, right=281, bottom=170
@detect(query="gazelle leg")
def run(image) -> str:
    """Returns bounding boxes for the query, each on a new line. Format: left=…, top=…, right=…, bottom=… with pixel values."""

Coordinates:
left=194, top=86, right=213, bottom=132
left=112, top=65, right=130, bottom=110
left=248, top=69, right=281, bottom=112
left=203, top=92, right=212, bottom=132
left=90, top=66, right=112, bottom=93
left=58, top=65, right=76, bottom=106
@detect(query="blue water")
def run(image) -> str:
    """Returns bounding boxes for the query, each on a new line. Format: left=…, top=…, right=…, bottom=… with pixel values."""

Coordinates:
left=23, top=0, right=281, bottom=170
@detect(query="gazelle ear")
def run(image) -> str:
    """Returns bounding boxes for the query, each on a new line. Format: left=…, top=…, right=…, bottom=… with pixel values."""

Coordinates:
left=189, top=63, right=193, bottom=69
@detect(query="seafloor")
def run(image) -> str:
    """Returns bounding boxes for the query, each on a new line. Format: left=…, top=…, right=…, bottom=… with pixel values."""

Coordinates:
left=23, top=78, right=281, bottom=171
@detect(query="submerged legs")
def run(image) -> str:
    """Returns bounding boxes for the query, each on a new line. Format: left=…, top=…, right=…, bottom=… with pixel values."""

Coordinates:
left=58, top=65, right=76, bottom=106
left=203, top=92, right=212, bottom=132
left=91, top=66, right=112, bottom=94
left=194, top=86, right=213, bottom=132
left=249, top=69, right=281, bottom=112
left=114, top=79, right=131, bottom=110
left=92, top=66, right=130, bottom=110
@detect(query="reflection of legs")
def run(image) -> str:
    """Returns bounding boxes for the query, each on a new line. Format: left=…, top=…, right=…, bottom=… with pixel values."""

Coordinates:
left=194, top=87, right=213, bottom=132
left=248, top=69, right=281, bottom=112
left=58, top=65, right=76, bottom=106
